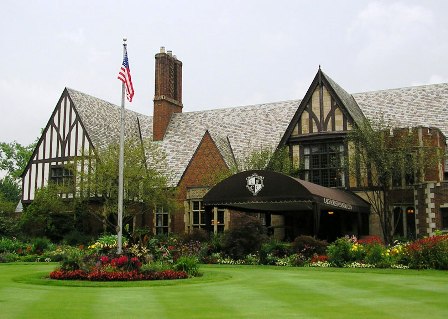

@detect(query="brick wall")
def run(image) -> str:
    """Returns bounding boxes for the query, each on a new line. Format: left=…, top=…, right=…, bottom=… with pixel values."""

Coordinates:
left=172, top=131, right=229, bottom=233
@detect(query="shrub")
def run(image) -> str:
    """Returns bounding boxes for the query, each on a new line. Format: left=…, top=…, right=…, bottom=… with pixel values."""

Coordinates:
left=292, top=236, right=328, bottom=258
left=0, top=252, right=19, bottom=263
left=59, top=246, right=91, bottom=271
left=364, top=243, right=388, bottom=267
left=63, top=230, right=92, bottom=246
left=289, top=253, right=308, bottom=267
left=259, top=240, right=292, bottom=265
left=221, top=215, right=267, bottom=260
left=88, top=234, right=127, bottom=252
left=0, top=237, right=27, bottom=254
left=140, top=261, right=172, bottom=274
left=30, top=237, right=51, bottom=254
left=405, top=235, right=448, bottom=270
left=0, top=212, right=20, bottom=237
left=199, top=233, right=223, bottom=262
left=181, top=229, right=209, bottom=243
left=327, top=237, right=355, bottom=267
left=174, top=256, right=200, bottom=277
left=244, top=253, right=260, bottom=265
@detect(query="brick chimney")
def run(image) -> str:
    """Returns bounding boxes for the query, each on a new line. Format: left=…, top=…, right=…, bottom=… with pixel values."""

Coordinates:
left=153, top=47, right=183, bottom=141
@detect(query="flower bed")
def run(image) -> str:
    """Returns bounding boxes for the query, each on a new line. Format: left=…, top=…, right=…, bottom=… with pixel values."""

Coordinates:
left=49, top=269, right=188, bottom=281
left=49, top=234, right=198, bottom=281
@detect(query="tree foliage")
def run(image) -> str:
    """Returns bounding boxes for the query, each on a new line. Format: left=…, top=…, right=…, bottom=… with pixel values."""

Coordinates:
left=202, top=146, right=295, bottom=187
left=347, top=120, right=445, bottom=244
left=74, top=138, right=176, bottom=233
left=0, top=141, right=35, bottom=181
left=0, top=140, right=36, bottom=208
left=0, top=140, right=36, bottom=235
left=240, top=146, right=294, bottom=175
left=21, top=183, right=70, bottom=239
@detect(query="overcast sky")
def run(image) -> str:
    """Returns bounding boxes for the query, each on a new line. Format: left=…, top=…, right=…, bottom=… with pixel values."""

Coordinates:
left=1, top=0, right=448, bottom=146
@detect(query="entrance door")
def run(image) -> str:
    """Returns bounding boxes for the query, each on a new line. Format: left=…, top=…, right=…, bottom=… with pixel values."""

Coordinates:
left=283, top=212, right=314, bottom=241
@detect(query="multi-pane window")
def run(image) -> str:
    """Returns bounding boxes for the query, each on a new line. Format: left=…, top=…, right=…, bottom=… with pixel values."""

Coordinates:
left=191, top=200, right=205, bottom=229
left=50, top=166, right=73, bottom=188
left=188, top=201, right=226, bottom=233
left=155, top=207, right=169, bottom=234
left=301, top=143, right=345, bottom=187
left=211, top=209, right=225, bottom=233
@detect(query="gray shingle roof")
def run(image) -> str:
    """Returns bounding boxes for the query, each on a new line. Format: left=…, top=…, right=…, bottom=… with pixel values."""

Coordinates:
left=67, top=88, right=152, bottom=149
left=322, top=71, right=366, bottom=124
left=353, top=83, right=448, bottom=134
left=160, top=101, right=299, bottom=184
left=66, top=81, right=448, bottom=187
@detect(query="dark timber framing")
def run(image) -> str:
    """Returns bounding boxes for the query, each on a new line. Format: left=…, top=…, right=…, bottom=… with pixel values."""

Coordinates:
left=21, top=89, right=96, bottom=203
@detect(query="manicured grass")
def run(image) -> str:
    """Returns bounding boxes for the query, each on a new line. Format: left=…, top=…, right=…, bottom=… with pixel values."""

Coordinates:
left=1, top=263, right=448, bottom=319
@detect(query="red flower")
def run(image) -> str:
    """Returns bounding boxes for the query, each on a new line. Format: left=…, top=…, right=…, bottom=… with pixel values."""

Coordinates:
left=311, top=255, right=328, bottom=263
left=357, top=236, right=383, bottom=246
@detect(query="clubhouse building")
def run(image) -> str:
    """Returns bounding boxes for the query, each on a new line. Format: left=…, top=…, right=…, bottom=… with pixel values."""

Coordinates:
left=21, top=47, right=448, bottom=241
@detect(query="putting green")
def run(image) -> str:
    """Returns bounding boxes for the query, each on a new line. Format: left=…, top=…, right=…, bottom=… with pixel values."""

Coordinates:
left=1, top=263, right=447, bottom=318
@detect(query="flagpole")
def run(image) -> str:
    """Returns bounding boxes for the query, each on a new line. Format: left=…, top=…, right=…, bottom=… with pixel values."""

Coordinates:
left=117, top=38, right=127, bottom=254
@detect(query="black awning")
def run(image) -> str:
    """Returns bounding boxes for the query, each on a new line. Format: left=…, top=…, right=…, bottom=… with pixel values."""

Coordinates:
left=203, top=170, right=370, bottom=213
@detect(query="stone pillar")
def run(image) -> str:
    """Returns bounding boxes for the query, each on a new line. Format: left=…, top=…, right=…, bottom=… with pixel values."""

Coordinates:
left=271, top=214, right=285, bottom=240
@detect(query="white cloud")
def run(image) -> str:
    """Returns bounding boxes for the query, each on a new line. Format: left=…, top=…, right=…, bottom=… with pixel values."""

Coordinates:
left=0, top=78, right=58, bottom=145
left=427, top=74, right=448, bottom=84
left=87, top=48, right=111, bottom=63
left=58, top=28, right=86, bottom=45
left=412, top=74, right=448, bottom=86
left=348, top=2, right=435, bottom=62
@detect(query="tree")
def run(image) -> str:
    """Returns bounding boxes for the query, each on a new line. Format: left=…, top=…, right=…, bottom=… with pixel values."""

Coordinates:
left=0, top=141, right=36, bottom=181
left=0, top=140, right=35, bottom=236
left=0, top=140, right=36, bottom=211
left=20, top=183, right=69, bottom=239
left=240, top=146, right=294, bottom=175
left=74, top=138, right=176, bottom=236
left=347, top=120, right=445, bottom=244
left=0, top=177, right=21, bottom=236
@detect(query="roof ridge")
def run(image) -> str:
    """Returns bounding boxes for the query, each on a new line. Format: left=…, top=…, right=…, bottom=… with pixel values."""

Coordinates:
left=66, top=87, right=151, bottom=119
left=352, top=82, right=448, bottom=95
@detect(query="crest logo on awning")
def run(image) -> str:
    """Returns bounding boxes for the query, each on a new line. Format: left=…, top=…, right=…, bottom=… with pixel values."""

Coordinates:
left=246, top=173, right=264, bottom=196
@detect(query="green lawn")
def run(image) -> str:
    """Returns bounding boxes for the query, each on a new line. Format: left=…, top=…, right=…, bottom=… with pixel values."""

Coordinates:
left=1, top=263, right=448, bottom=319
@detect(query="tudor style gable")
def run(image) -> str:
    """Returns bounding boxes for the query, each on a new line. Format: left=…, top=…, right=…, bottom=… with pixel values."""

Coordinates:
left=282, top=68, right=365, bottom=143
left=280, top=68, right=366, bottom=188
left=22, top=89, right=95, bottom=202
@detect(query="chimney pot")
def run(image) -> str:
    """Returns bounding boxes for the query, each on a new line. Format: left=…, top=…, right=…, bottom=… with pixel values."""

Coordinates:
left=160, top=46, right=165, bottom=53
left=167, top=50, right=172, bottom=56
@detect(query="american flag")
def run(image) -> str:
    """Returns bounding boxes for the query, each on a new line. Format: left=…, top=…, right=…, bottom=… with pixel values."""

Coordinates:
left=118, top=47, right=135, bottom=102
